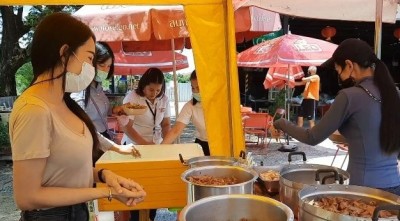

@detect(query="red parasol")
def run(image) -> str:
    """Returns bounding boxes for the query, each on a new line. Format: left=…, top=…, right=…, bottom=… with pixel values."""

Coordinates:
left=74, top=5, right=281, bottom=50
left=237, top=34, right=338, bottom=67
left=235, top=6, right=281, bottom=43
left=113, top=51, right=189, bottom=75
left=238, top=33, right=337, bottom=89
left=263, top=65, right=304, bottom=89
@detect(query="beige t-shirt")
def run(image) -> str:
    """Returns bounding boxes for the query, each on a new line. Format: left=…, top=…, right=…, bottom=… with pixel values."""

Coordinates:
left=9, top=95, right=93, bottom=188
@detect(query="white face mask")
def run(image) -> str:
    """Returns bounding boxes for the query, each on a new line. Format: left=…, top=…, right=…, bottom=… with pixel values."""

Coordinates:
left=94, top=70, right=108, bottom=83
left=193, top=92, right=201, bottom=102
left=65, top=54, right=95, bottom=92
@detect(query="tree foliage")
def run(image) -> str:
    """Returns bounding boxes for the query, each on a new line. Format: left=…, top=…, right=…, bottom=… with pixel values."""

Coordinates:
left=0, top=5, right=82, bottom=96
left=164, top=73, right=191, bottom=83
left=15, top=62, right=33, bottom=95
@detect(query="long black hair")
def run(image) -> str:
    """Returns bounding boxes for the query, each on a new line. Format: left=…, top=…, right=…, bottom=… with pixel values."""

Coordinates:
left=84, top=42, right=115, bottom=107
left=135, top=68, right=166, bottom=98
left=332, top=38, right=400, bottom=154
left=30, top=12, right=100, bottom=162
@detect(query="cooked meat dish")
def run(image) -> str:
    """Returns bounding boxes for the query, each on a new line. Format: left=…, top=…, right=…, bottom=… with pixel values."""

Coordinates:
left=310, top=196, right=395, bottom=218
left=125, top=103, right=146, bottom=109
left=260, top=170, right=280, bottom=181
left=187, top=175, right=238, bottom=185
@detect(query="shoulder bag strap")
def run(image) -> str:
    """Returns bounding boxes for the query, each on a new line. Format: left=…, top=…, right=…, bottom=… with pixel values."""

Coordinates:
left=90, top=96, right=109, bottom=130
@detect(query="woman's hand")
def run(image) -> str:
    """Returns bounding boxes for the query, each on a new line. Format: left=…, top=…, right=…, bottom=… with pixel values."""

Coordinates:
left=112, top=144, right=141, bottom=158
left=103, top=170, right=146, bottom=206
left=112, top=105, right=125, bottom=116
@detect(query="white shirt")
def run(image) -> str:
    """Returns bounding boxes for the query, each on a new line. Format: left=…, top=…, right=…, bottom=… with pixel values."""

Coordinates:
left=120, top=91, right=170, bottom=144
left=177, top=100, right=207, bottom=142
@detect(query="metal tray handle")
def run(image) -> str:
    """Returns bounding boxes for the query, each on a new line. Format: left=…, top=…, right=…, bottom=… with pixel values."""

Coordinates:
left=239, top=150, right=246, bottom=159
left=178, top=153, right=188, bottom=166
left=315, top=168, right=339, bottom=184
left=288, top=151, right=307, bottom=163
left=372, top=204, right=400, bottom=221
left=321, top=173, right=345, bottom=185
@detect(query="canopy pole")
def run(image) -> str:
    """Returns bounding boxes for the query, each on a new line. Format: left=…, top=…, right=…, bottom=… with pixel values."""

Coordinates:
left=374, top=0, right=383, bottom=58
left=171, top=39, right=180, bottom=143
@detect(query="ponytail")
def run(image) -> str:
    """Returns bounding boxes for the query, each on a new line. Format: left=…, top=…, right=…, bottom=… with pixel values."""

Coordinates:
left=374, top=60, right=400, bottom=154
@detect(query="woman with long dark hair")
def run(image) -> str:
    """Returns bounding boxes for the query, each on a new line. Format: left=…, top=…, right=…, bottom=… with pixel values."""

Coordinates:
left=9, top=13, right=146, bottom=220
left=71, top=42, right=136, bottom=160
left=274, top=38, right=400, bottom=195
left=72, top=42, right=115, bottom=139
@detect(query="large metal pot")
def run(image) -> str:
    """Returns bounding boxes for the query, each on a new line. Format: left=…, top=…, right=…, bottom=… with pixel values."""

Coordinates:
left=179, top=150, right=246, bottom=168
left=280, top=152, right=350, bottom=218
left=181, top=165, right=258, bottom=203
left=299, top=185, right=400, bottom=221
left=179, top=194, right=294, bottom=221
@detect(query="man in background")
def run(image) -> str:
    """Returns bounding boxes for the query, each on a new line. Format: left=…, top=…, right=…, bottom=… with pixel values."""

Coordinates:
left=297, top=66, right=320, bottom=128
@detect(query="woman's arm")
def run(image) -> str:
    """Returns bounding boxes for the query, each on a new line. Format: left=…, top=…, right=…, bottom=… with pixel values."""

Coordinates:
left=161, top=121, right=186, bottom=144
left=13, top=158, right=146, bottom=211
left=161, top=117, right=171, bottom=138
left=97, top=133, right=140, bottom=157
left=302, top=75, right=320, bottom=82
left=13, top=159, right=106, bottom=210
left=295, top=81, right=306, bottom=86
left=274, top=91, right=350, bottom=145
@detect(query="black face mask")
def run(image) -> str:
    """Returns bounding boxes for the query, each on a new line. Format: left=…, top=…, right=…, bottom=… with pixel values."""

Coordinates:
left=338, top=76, right=356, bottom=89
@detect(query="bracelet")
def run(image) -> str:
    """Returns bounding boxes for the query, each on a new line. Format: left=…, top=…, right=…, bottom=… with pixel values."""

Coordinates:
left=98, top=169, right=106, bottom=183
left=107, top=187, right=113, bottom=202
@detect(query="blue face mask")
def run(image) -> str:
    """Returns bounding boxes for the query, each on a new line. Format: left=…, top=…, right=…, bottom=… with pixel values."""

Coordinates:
left=192, top=92, right=201, bottom=102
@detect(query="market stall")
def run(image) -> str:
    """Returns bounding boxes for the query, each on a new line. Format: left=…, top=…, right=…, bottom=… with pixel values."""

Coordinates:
left=13, top=0, right=243, bottom=157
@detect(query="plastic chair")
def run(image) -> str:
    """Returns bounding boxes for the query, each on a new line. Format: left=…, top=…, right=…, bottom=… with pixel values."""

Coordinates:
left=243, top=113, right=272, bottom=146
left=248, top=95, right=269, bottom=112
left=272, top=108, right=286, bottom=121
left=267, top=108, right=286, bottom=144
left=331, top=144, right=349, bottom=169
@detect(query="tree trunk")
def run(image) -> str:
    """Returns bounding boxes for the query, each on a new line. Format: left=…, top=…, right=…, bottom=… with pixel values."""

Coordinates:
left=0, top=6, right=30, bottom=96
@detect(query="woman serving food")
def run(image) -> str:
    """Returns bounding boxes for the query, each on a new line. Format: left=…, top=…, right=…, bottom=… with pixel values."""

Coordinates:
left=114, top=67, right=171, bottom=145
left=113, top=67, right=170, bottom=221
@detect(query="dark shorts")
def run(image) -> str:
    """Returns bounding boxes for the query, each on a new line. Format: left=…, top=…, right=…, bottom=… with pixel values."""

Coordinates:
left=20, top=203, right=88, bottom=221
left=299, top=99, right=317, bottom=120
